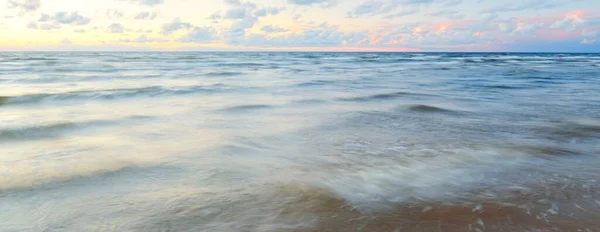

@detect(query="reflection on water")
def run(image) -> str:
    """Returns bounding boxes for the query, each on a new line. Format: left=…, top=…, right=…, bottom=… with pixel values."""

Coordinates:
left=1, top=52, right=600, bottom=231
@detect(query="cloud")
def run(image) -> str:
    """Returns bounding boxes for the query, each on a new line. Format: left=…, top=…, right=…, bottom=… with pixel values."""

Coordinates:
left=442, top=0, right=462, bottom=6
left=27, top=21, right=60, bottom=30
left=208, top=12, right=222, bottom=22
left=253, top=7, right=283, bottom=17
left=374, top=23, right=498, bottom=49
left=485, top=0, right=571, bottom=14
left=120, top=35, right=168, bottom=43
left=581, top=30, right=597, bottom=44
left=121, top=0, right=164, bottom=6
left=27, top=12, right=90, bottom=30
left=126, top=28, right=153, bottom=33
left=106, top=10, right=124, bottom=19
left=551, top=11, right=586, bottom=32
left=581, top=38, right=596, bottom=44
left=161, top=18, right=193, bottom=35
left=107, top=23, right=125, bottom=33
left=39, top=23, right=60, bottom=30
left=26, top=21, right=38, bottom=29
left=383, top=8, right=418, bottom=18
left=347, top=0, right=458, bottom=18
left=581, top=30, right=597, bottom=38
left=431, top=10, right=465, bottom=19
left=224, top=7, right=247, bottom=19
left=479, top=12, right=498, bottom=22
left=287, top=0, right=337, bottom=8
left=261, top=25, right=289, bottom=33
left=134, top=11, right=158, bottom=20
left=223, top=5, right=282, bottom=19
left=226, top=16, right=259, bottom=41
left=60, top=39, right=72, bottom=44
left=7, top=0, right=600, bottom=52
left=220, top=2, right=287, bottom=43
left=288, top=0, right=330, bottom=5
left=347, top=0, right=387, bottom=17
left=292, top=13, right=302, bottom=21
left=224, top=0, right=241, bottom=5
left=38, top=12, right=91, bottom=26
left=235, top=23, right=368, bottom=47
left=497, top=21, right=541, bottom=35
left=178, top=27, right=218, bottom=43
left=7, top=0, right=40, bottom=12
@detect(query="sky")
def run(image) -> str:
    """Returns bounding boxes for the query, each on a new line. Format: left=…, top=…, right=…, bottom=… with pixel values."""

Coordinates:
left=1, top=0, right=599, bottom=51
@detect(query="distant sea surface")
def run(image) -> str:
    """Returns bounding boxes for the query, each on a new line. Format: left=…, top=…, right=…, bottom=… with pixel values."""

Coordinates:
left=1, top=52, right=600, bottom=231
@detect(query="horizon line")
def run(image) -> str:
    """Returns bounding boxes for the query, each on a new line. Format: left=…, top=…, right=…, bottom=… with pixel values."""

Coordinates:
left=0, top=50, right=598, bottom=53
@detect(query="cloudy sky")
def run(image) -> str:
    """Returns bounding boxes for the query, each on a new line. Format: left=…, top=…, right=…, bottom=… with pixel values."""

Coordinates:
left=1, top=0, right=599, bottom=51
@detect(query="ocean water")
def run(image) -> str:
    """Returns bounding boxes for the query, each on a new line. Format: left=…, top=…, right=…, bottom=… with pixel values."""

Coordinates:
left=1, top=52, right=599, bottom=231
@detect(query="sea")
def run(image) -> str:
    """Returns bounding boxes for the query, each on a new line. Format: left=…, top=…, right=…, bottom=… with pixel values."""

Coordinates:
left=1, top=52, right=599, bottom=232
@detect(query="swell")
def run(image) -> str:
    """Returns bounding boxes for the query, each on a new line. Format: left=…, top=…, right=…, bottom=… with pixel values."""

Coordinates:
left=482, top=84, right=532, bottom=90
left=0, top=117, right=144, bottom=142
left=296, top=80, right=338, bottom=87
left=339, top=91, right=432, bottom=102
left=218, top=62, right=264, bottom=67
left=175, top=55, right=204, bottom=60
left=4, top=73, right=167, bottom=84
left=0, top=84, right=228, bottom=106
left=2, top=57, right=59, bottom=62
left=205, top=71, right=244, bottom=76
left=405, top=104, right=455, bottom=113
left=292, top=99, right=328, bottom=105
left=506, top=145, right=578, bottom=157
left=219, top=104, right=276, bottom=112
left=0, top=162, right=175, bottom=193
left=536, top=118, right=600, bottom=140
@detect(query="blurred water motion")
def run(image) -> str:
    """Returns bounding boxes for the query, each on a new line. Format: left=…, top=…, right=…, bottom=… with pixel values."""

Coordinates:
left=1, top=52, right=599, bottom=231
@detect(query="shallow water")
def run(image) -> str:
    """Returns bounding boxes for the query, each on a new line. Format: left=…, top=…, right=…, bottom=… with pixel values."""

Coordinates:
left=1, top=52, right=600, bottom=231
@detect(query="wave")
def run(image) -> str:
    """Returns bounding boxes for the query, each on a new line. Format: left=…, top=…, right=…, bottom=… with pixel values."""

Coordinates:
left=219, top=104, right=275, bottom=112
left=538, top=118, right=600, bottom=140
left=122, top=57, right=144, bottom=60
left=176, top=55, right=202, bottom=60
left=300, top=54, right=322, bottom=59
left=482, top=84, right=530, bottom=90
left=136, top=149, right=600, bottom=232
left=2, top=57, right=59, bottom=62
left=0, top=84, right=228, bottom=106
left=359, top=54, right=379, bottom=59
left=43, top=60, right=59, bottom=65
left=339, top=91, right=430, bottom=102
left=206, top=71, right=244, bottom=76
left=291, top=144, right=527, bottom=211
left=53, top=66, right=121, bottom=73
left=298, top=150, right=600, bottom=231
left=0, top=117, right=144, bottom=142
left=0, top=122, right=77, bottom=141
left=406, top=104, right=453, bottom=113
left=292, top=99, right=328, bottom=104
left=218, top=62, right=264, bottom=67
left=507, top=145, right=576, bottom=157
left=0, top=160, right=169, bottom=193
left=53, top=68, right=75, bottom=73
left=296, top=80, right=337, bottom=87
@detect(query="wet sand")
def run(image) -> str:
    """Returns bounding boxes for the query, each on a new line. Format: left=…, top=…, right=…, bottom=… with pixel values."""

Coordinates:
left=300, top=187, right=600, bottom=232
